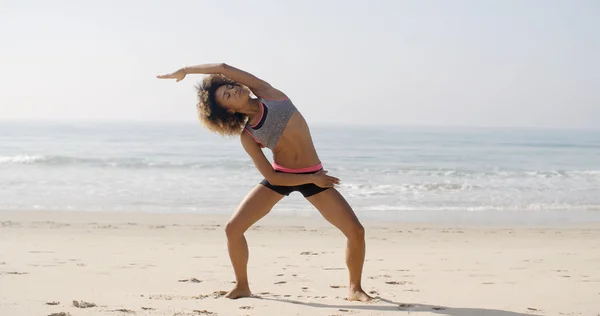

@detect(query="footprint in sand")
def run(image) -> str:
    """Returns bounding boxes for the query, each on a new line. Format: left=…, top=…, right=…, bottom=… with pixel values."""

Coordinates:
left=300, top=251, right=319, bottom=255
left=239, top=306, right=253, bottom=309
left=46, top=301, right=60, bottom=305
left=212, top=290, right=228, bottom=298
left=3, top=271, right=28, bottom=275
left=148, top=294, right=173, bottom=300
left=386, top=281, right=409, bottom=285
left=274, top=281, right=287, bottom=285
left=48, top=313, right=70, bottom=316
left=110, top=309, right=135, bottom=313
left=369, top=274, right=391, bottom=280
left=330, top=285, right=346, bottom=289
left=72, top=300, right=96, bottom=308
left=95, top=224, right=115, bottom=229
left=193, top=309, right=215, bottom=315
left=178, top=277, right=202, bottom=283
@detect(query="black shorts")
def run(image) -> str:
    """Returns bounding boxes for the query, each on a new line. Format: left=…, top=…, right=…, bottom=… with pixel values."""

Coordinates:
left=260, top=169, right=329, bottom=197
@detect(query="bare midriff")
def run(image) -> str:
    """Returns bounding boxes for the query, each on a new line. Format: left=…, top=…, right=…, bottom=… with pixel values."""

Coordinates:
left=271, top=112, right=322, bottom=170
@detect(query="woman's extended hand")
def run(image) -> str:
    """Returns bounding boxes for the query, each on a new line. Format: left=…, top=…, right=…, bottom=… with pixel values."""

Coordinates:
left=156, top=68, right=187, bottom=82
left=312, top=170, right=340, bottom=188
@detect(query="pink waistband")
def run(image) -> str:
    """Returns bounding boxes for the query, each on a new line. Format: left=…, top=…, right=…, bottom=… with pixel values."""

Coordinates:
left=273, top=162, right=323, bottom=173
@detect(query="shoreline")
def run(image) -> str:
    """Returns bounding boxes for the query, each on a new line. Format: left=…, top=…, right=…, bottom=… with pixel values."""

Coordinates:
left=2, top=209, right=600, bottom=229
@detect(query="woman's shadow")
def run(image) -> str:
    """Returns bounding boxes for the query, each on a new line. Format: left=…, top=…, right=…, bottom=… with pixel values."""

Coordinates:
left=256, top=295, right=541, bottom=316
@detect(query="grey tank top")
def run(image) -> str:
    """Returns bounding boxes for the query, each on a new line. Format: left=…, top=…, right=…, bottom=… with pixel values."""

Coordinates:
left=244, top=98, right=298, bottom=150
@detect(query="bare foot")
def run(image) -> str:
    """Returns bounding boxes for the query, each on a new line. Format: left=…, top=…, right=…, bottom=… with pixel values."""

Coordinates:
left=347, top=288, right=373, bottom=302
left=225, top=285, right=252, bottom=299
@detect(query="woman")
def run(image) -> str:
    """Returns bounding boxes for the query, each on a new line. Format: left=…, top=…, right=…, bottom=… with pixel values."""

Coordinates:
left=157, top=63, right=371, bottom=302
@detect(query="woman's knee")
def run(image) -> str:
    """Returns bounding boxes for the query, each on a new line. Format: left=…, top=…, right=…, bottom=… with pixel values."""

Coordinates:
left=225, top=220, right=242, bottom=238
left=346, top=223, right=365, bottom=242
left=225, top=217, right=252, bottom=237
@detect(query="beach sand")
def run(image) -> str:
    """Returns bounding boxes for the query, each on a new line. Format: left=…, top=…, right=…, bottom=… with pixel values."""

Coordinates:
left=1, top=211, right=599, bottom=316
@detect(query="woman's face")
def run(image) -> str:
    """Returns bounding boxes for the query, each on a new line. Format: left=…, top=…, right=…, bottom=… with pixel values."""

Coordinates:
left=215, top=83, right=250, bottom=113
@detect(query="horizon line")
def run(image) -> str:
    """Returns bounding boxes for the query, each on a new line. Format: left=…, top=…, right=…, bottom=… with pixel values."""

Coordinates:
left=0, top=118, right=599, bottom=131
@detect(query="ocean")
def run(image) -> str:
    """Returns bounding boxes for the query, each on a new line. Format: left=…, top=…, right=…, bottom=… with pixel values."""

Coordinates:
left=1, top=121, right=599, bottom=225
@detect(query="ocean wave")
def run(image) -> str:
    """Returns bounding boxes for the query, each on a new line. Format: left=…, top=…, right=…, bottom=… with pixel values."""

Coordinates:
left=335, top=166, right=600, bottom=179
left=362, top=203, right=600, bottom=212
left=0, top=155, right=250, bottom=170
left=4, top=203, right=599, bottom=214
left=2, top=155, right=599, bottom=180
left=0, top=155, right=46, bottom=164
left=340, top=182, right=481, bottom=195
left=340, top=177, right=599, bottom=197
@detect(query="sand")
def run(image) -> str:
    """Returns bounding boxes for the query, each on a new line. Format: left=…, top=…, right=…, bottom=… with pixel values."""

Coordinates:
left=1, top=210, right=599, bottom=316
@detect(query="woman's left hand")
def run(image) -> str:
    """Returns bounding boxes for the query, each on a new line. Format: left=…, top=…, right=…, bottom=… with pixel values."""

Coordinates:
left=312, top=170, right=340, bottom=188
left=156, top=68, right=187, bottom=82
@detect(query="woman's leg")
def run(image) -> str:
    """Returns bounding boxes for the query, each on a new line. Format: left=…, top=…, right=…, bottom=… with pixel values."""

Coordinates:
left=224, top=184, right=285, bottom=299
left=305, top=188, right=372, bottom=302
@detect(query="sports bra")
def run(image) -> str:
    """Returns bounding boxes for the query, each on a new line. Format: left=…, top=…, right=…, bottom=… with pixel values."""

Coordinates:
left=243, top=98, right=297, bottom=150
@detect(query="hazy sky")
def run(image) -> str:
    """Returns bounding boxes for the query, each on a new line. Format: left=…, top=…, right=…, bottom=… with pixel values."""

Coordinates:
left=1, top=0, right=599, bottom=128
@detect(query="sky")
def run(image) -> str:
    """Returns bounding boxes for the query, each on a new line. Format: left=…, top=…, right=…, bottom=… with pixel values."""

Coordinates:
left=1, top=0, right=599, bottom=129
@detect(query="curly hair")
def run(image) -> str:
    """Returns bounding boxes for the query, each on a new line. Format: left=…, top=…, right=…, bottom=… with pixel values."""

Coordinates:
left=195, top=74, right=248, bottom=136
